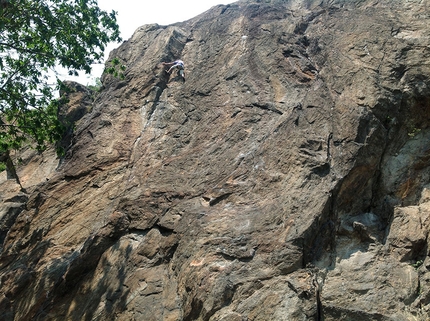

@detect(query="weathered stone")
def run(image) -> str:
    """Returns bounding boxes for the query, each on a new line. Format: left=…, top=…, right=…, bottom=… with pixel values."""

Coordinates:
left=386, top=205, right=429, bottom=262
left=0, top=0, right=430, bottom=320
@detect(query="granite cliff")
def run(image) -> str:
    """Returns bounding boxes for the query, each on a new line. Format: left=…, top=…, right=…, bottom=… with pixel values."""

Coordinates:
left=1, top=0, right=430, bottom=320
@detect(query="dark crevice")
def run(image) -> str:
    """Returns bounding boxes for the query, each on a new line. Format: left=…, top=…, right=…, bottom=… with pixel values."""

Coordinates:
left=316, top=284, right=322, bottom=321
left=4, top=194, right=28, bottom=203
left=163, top=242, right=179, bottom=263
left=250, top=102, right=283, bottom=115
left=220, top=4, right=230, bottom=15
left=294, top=21, right=309, bottom=34
left=302, top=191, right=337, bottom=267
left=184, top=297, right=203, bottom=321
left=225, top=74, right=238, bottom=81
left=146, top=83, right=167, bottom=120
left=63, top=167, right=103, bottom=182
left=154, top=223, right=175, bottom=236
left=327, top=132, right=333, bottom=160
left=311, top=163, right=330, bottom=178
left=218, top=252, right=254, bottom=263
left=208, top=193, right=232, bottom=206
left=282, top=48, right=300, bottom=58
left=312, top=270, right=326, bottom=321
left=294, top=9, right=325, bottom=35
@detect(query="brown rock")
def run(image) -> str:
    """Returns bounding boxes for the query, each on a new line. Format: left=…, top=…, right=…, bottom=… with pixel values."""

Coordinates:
left=1, top=0, right=430, bottom=320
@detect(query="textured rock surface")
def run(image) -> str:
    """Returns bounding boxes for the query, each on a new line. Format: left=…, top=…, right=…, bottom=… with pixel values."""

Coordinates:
left=1, top=0, right=430, bottom=320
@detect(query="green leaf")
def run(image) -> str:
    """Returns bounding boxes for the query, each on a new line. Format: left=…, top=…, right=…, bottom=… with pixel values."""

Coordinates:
left=0, top=0, right=121, bottom=156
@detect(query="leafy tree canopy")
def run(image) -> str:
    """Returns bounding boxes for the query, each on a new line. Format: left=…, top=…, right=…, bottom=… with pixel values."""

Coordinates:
left=0, top=0, right=121, bottom=155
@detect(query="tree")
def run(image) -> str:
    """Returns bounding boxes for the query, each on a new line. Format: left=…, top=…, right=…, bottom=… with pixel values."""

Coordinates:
left=0, top=0, right=121, bottom=164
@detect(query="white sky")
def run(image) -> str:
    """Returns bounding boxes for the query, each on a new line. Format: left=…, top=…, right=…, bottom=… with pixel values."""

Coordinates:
left=61, top=0, right=236, bottom=85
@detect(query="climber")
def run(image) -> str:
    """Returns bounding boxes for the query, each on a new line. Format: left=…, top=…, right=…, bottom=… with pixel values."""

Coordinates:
left=162, top=59, right=185, bottom=81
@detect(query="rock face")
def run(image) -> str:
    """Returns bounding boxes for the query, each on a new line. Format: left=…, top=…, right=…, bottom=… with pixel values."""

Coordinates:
left=1, top=0, right=430, bottom=320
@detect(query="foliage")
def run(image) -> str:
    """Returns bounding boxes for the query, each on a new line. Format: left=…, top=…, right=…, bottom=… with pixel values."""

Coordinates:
left=411, top=260, right=423, bottom=269
left=0, top=161, right=5, bottom=172
left=106, top=57, right=126, bottom=79
left=0, top=0, right=122, bottom=155
left=407, top=127, right=421, bottom=138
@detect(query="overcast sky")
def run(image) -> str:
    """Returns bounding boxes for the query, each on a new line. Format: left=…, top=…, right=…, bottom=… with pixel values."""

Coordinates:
left=61, top=0, right=236, bottom=85
left=98, top=0, right=236, bottom=40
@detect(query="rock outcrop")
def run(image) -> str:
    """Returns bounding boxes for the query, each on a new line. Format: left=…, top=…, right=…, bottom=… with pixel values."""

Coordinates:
left=1, top=0, right=430, bottom=320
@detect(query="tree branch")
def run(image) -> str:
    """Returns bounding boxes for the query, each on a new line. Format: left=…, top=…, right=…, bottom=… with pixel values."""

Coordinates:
left=0, top=42, right=55, bottom=59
